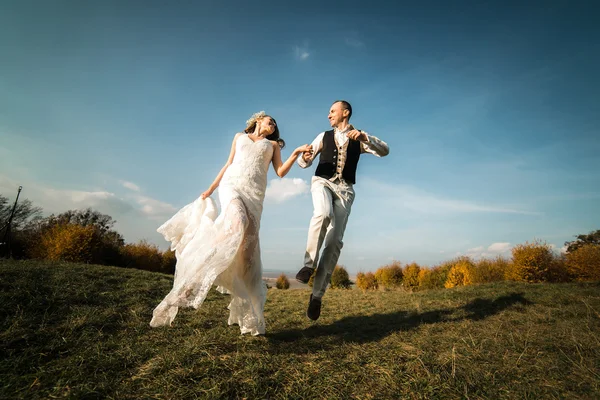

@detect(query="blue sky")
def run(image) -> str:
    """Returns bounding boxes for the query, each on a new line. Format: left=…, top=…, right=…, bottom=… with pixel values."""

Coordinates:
left=1, top=0, right=599, bottom=273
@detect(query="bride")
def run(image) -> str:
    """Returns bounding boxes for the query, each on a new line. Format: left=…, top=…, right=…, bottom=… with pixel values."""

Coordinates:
left=150, top=111, right=311, bottom=335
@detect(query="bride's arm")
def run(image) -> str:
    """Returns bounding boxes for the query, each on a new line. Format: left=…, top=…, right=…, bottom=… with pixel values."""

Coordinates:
left=271, top=143, right=312, bottom=178
left=200, top=134, right=241, bottom=199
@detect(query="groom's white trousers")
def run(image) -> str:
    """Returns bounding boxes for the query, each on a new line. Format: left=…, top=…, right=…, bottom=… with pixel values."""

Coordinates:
left=304, top=176, right=355, bottom=298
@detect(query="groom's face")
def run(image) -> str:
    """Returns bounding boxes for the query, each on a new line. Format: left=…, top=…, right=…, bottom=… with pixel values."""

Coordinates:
left=328, top=102, right=349, bottom=127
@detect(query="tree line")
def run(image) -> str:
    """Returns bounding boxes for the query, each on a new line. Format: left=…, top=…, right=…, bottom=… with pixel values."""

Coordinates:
left=1, top=193, right=598, bottom=286
left=0, top=194, right=175, bottom=274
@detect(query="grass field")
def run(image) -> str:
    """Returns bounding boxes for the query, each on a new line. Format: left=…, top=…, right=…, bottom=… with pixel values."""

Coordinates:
left=1, top=259, right=599, bottom=399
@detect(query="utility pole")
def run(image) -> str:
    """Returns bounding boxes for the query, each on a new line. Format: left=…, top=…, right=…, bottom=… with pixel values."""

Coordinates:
left=1, top=186, right=23, bottom=259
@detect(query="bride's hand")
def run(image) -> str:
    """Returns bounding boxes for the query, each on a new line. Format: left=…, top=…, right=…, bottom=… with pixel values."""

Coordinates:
left=200, top=188, right=214, bottom=199
left=295, top=144, right=312, bottom=157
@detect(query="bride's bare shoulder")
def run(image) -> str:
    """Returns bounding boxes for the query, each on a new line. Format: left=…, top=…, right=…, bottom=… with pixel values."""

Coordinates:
left=232, top=132, right=245, bottom=142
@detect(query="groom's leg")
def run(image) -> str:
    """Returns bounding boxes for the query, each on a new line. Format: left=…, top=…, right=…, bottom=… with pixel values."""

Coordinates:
left=303, top=178, right=334, bottom=271
left=312, top=187, right=354, bottom=299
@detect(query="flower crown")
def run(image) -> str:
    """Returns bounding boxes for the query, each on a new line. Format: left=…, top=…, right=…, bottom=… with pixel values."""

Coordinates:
left=245, top=111, right=266, bottom=129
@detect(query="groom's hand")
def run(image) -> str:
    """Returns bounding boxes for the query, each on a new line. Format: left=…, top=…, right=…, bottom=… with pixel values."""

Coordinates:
left=347, top=129, right=368, bottom=142
left=302, top=145, right=313, bottom=161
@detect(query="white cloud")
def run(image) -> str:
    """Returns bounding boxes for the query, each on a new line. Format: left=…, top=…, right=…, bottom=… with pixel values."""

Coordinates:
left=0, top=173, right=177, bottom=246
left=135, top=195, right=178, bottom=220
left=560, top=245, right=568, bottom=254
left=364, top=180, right=539, bottom=215
left=119, top=180, right=141, bottom=192
left=467, top=246, right=484, bottom=252
left=462, top=242, right=512, bottom=259
left=487, top=242, right=511, bottom=253
left=33, top=187, right=136, bottom=215
left=265, top=178, right=309, bottom=203
left=294, top=45, right=310, bottom=60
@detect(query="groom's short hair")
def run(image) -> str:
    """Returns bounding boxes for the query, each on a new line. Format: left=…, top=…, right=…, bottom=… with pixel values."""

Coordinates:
left=333, top=100, right=352, bottom=119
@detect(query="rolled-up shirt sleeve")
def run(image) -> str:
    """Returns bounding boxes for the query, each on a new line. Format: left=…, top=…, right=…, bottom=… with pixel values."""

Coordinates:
left=297, top=132, right=325, bottom=168
left=360, top=132, right=389, bottom=157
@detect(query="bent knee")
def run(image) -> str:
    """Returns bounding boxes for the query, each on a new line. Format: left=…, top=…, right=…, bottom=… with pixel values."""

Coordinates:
left=325, top=238, right=344, bottom=250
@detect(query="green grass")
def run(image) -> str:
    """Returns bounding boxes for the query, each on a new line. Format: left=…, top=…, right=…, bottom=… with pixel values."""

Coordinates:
left=1, top=259, right=599, bottom=399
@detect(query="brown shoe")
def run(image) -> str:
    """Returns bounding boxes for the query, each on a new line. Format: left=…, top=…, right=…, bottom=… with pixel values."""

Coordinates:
left=306, top=294, right=322, bottom=321
left=295, top=266, right=315, bottom=284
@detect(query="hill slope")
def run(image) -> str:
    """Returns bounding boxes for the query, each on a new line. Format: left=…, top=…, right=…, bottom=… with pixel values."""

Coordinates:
left=1, top=260, right=599, bottom=399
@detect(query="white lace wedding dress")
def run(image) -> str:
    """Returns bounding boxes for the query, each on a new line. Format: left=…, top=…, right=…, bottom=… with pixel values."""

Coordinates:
left=150, top=133, right=274, bottom=335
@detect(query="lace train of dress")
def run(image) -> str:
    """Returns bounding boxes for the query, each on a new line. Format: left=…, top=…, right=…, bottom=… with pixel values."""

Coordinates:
left=150, top=134, right=273, bottom=336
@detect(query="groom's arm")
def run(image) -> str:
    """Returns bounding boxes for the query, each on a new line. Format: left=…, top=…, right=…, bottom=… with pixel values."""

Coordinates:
left=297, top=132, right=325, bottom=168
left=359, top=131, right=390, bottom=157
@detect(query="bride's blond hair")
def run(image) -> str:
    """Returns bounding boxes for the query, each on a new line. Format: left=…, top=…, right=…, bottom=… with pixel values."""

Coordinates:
left=244, top=111, right=285, bottom=149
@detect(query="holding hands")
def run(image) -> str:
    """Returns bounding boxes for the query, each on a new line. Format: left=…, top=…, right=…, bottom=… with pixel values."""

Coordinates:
left=295, top=144, right=313, bottom=158
left=300, top=144, right=313, bottom=162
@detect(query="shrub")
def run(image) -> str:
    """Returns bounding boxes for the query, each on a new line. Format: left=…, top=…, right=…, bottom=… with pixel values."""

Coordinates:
left=355, top=272, right=378, bottom=292
left=472, top=256, right=510, bottom=284
left=402, top=262, right=421, bottom=290
left=508, top=240, right=555, bottom=283
left=308, top=269, right=316, bottom=287
left=7, top=229, right=35, bottom=259
left=418, top=264, right=451, bottom=290
left=120, top=240, right=164, bottom=273
left=331, top=265, right=351, bottom=289
left=36, top=223, right=99, bottom=263
left=275, top=273, right=290, bottom=289
left=374, top=261, right=403, bottom=288
left=445, top=257, right=476, bottom=288
left=25, top=208, right=124, bottom=266
left=161, top=249, right=177, bottom=275
left=565, top=244, right=600, bottom=282
left=548, top=254, right=571, bottom=283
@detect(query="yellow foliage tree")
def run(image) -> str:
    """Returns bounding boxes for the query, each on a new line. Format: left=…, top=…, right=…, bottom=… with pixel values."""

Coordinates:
left=508, top=240, right=555, bottom=283
left=120, top=240, right=164, bottom=273
left=565, top=244, right=600, bottom=281
left=28, top=208, right=124, bottom=266
left=307, top=269, right=316, bottom=287
left=472, top=256, right=509, bottom=284
left=331, top=265, right=351, bottom=289
left=444, top=258, right=476, bottom=288
left=355, top=272, right=378, bottom=292
left=418, top=263, right=452, bottom=290
left=161, top=249, right=177, bottom=275
left=374, top=261, right=403, bottom=289
left=37, top=223, right=98, bottom=263
left=276, top=273, right=290, bottom=289
left=402, top=262, right=421, bottom=290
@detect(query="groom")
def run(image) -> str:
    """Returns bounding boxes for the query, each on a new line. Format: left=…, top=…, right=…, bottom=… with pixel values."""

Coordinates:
left=295, top=100, right=389, bottom=320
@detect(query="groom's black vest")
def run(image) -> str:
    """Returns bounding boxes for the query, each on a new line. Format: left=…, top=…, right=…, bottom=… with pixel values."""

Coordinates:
left=315, top=130, right=361, bottom=184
